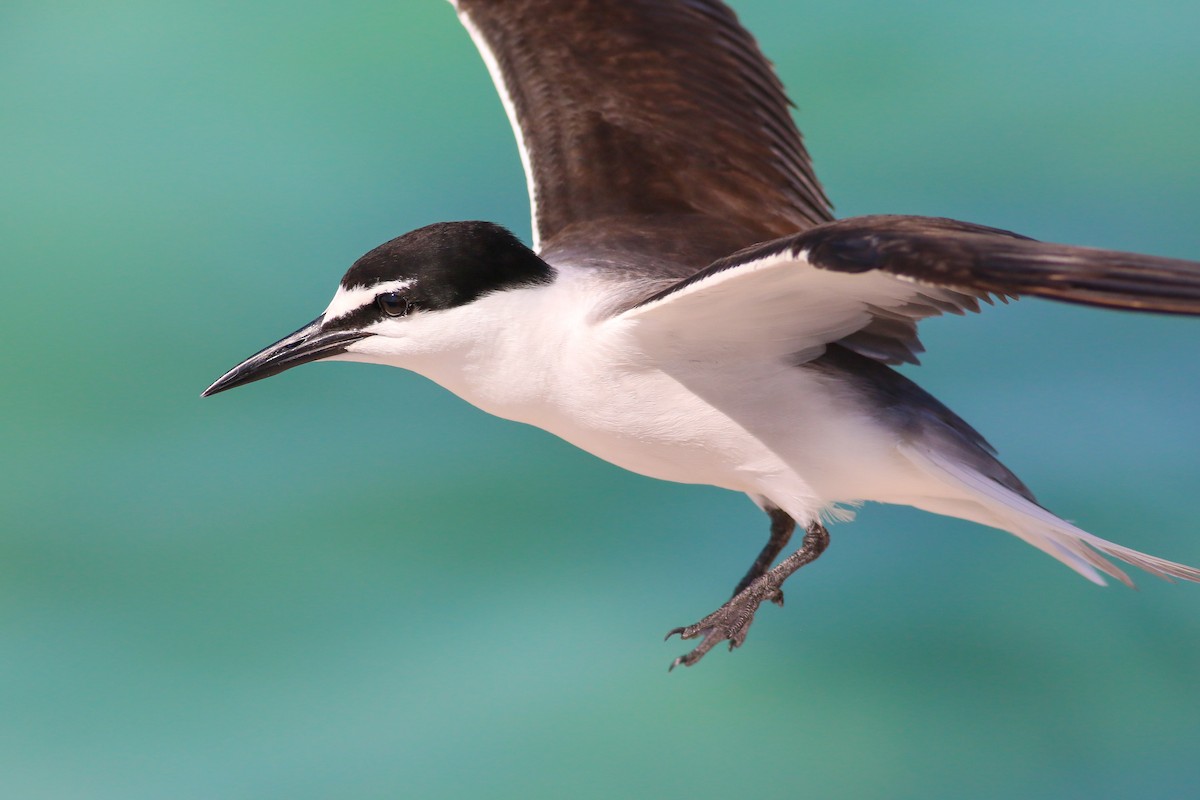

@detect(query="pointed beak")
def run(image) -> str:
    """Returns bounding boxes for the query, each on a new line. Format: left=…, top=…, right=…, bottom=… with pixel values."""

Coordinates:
left=201, top=316, right=367, bottom=397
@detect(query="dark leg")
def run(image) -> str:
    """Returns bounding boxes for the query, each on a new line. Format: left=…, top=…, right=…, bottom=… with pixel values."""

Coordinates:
left=731, top=507, right=795, bottom=605
left=667, top=520, right=830, bottom=670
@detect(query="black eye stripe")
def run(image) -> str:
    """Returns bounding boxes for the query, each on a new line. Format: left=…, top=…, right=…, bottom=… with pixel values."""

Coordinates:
left=376, top=291, right=410, bottom=317
left=321, top=299, right=393, bottom=333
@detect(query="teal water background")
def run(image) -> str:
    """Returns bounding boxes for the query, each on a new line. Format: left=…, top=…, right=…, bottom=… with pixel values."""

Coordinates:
left=3, top=1, right=1199, bottom=797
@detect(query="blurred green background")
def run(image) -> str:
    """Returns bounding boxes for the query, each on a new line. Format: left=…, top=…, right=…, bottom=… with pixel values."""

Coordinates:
left=3, top=1, right=1199, bottom=797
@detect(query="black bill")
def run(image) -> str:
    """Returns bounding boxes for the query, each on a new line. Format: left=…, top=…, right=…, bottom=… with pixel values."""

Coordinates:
left=201, top=316, right=367, bottom=397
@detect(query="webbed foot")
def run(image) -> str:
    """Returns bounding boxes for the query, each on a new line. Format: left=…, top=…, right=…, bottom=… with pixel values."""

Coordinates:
left=667, top=521, right=829, bottom=670
left=667, top=569, right=782, bottom=669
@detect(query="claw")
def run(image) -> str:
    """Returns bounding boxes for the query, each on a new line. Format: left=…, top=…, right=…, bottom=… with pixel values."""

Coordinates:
left=667, top=580, right=778, bottom=668
left=664, top=627, right=685, bottom=641
left=668, top=625, right=726, bottom=669
left=666, top=521, right=828, bottom=670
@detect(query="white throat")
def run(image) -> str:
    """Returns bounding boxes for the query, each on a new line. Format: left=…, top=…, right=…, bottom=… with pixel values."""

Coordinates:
left=340, top=270, right=600, bottom=422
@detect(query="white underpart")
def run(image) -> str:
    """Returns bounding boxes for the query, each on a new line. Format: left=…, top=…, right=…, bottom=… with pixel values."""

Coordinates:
left=454, top=6, right=542, bottom=251
left=333, top=262, right=1200, bottom=586
left=322, top=280, right=414, bottom=322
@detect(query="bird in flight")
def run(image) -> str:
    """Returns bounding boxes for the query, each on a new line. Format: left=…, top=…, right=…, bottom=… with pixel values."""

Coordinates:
left=204, top=0, right=1200, bottom=669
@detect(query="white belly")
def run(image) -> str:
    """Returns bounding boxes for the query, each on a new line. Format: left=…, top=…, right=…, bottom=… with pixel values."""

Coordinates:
left=380, top=278, right=923, bottom=524
left=431, top=337, right=909, bottom=523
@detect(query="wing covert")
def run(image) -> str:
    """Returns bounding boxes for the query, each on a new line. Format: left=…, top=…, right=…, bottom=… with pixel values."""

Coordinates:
left=622, top=215, right=1200, bottom=365
left=450, top=0, right=833, bottom=253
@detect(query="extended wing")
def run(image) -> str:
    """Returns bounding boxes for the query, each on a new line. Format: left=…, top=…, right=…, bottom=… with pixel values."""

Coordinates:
left=622, top=215, right=1200, bottom=364
left=449, top=0, right=832, bottom=256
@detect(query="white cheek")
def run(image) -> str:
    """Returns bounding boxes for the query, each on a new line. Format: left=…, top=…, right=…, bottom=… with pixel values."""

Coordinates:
left=320, top=351, right=374, bottom=365
left=343, top=321, right=422, bottom=362
left=341, top=314, right=458, bottom=365
left=344, top=332, right=402, bottom=359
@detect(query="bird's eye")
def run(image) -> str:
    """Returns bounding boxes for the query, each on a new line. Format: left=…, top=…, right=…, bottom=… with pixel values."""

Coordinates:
left=376, top=291, right=410, bottom=317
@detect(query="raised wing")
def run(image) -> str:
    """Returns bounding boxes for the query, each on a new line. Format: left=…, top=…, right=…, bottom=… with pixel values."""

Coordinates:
left=450, top=0, right=832, bottom=254
left=622, top=215, right=1200, bottom=364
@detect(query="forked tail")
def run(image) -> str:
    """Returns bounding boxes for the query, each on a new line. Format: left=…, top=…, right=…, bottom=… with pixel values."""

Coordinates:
left=900, top=438, right=1200, bottom=586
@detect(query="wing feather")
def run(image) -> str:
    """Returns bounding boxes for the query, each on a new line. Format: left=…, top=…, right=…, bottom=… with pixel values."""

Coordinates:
left=622, top=215, right=1200, bottom=364
left=450, top=0, right=832, bottom=255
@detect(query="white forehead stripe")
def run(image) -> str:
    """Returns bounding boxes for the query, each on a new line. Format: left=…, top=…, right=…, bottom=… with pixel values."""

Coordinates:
left=323, top=279, right=414, bottom=322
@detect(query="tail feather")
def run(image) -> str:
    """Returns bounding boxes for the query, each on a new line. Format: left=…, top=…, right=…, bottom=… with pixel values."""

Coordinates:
left=900, top=440, right=1200, bottom=586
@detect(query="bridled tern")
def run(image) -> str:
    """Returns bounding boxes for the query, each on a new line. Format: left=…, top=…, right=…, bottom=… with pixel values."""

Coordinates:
left=204, top=0, right=1200, bottom=669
